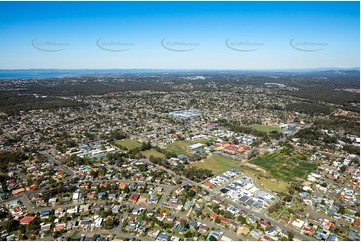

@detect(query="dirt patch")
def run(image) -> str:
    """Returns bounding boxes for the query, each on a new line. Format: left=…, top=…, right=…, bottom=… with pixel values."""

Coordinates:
left=238, top=226, right=250, bottom=236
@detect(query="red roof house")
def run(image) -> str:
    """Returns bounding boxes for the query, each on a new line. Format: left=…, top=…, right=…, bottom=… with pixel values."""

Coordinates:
left=354, top=219, right=360, bottom=227
left=20, top=216, right=36, bottom=225
left=129, top=193, right=140, bottom=203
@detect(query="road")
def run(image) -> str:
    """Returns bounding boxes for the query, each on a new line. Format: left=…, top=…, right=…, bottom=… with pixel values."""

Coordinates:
left=0, top=151, right=76, bottom=206
left=39, top=229, right=149, bottom=241
left=156, top=186, right=175, bottom=209
left=1, top=153, right=313, bottom=240
left=143, top=159, right=314, bottom=241
left=22, top=195, right=242, bottom=240
left=14, top=170, right=27, bottom=183
left=39, top=151, right=75, bottom=180
left=13, top=168, right=242, bottom=242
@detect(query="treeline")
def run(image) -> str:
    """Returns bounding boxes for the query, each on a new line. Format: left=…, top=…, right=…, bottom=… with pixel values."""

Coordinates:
left=283, top=86, right=359, bottom=112
left=314, top=116, right=360, bottom=136
left=0, top=150, right=27, bottom=173
left=218, top=119, right=282, bottom=140
left=286, top=102, right=332, bottom=114
left=25, top=80, right=175, bottom=96
left=0, top=92, right=85, bottom=114
left=343, top=145, right=360, bottom=156
left=106, top=130, right=128, bottom=142
left=295, top=128, right=333, bottom=145
left=182, top=167, right=213, bottom=182
left=0, top=150, right=27, bottom=193
left=153, top=146, right=177, bottom=159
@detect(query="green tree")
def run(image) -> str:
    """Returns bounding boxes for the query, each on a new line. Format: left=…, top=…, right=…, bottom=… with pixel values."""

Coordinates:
left=2, top=219, right=20, bottom=232
left=185, top=230, right=194, bottom=238
left=288, top=231, right=294, bottom=241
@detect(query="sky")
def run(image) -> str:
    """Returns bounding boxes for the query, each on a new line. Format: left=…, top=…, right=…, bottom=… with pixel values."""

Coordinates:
left=0, top=1, right=359, bottom=70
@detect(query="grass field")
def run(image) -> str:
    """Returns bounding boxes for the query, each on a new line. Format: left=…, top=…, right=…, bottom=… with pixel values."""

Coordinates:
left=249, top=150, right=317, bottom=183
left=166, top=139, right=210, bottom=156
left=166, top=140, right=191, bottom=155
left=247, top=124, right=281, bottom=133
left=115, top=139, right=142, bottom=150
left=238, top=164, right=290, bottom=193
left=141, top=149, right=165, bottom=159
left=190, top=155, right=240, bottom=175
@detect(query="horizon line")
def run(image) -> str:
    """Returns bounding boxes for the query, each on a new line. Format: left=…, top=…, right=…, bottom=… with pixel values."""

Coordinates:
left=0, top=67, right=360, bottom=72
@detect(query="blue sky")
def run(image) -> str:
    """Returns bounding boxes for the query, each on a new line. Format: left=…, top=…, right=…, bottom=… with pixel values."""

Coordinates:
left=0, top=1, right=359, bottom=69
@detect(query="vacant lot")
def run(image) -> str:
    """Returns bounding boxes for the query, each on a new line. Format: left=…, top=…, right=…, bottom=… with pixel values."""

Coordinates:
left=141, top=149, right=165, bottom=159
left=166, top=140, right=192, bottom=155
left=238, top=164, right=290, bottom=193
left=190, top=155, right=239, bottom=175
left=247, top=124, right=281, bottom=133
left=115, top=139, right=142, bottom=150
left=249, top=150, right=317, bottom=182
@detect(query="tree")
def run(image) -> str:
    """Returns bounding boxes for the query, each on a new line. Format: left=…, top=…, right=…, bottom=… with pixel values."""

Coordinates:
left=339, top=165, right=347, bottom=173
left=27, top=217, right=41, bottom=232
left=338, top=207, right=346, bottom=214
left=2, top=219, right=20, bottom=232
left=184, top=230, right=194, bottom=238
left=53, top=230, right=62, bottom=239
left=187, top=189, right=196, bottom=198
left=287, top=231, right=294, bottom=241
left=237, top=216, right=247, bottom=225
left=209, top=235, right=218, bottom=241
left=103, top=218, right=117, bottom=229
left=0, top=210, right=8, bottom=219
left=224, top=211, right=234, bottom=219
left=123, top=186, right=130, bottom=194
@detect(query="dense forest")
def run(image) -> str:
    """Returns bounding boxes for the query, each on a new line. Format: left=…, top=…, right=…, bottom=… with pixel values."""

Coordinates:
left=0, top=92, right=85, bottom=114
left=285, top=102, right=332, bottom=114
left=314, top=116, right=360, bottom=136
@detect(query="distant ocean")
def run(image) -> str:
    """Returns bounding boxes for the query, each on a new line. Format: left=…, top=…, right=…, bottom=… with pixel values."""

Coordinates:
left=0, top=70, right=135, bottom=79
left=0, top=69, right=289, bottom=79
left=0, top=68, right=358, bottom=79
left=0, top=69, right=170, bottom=79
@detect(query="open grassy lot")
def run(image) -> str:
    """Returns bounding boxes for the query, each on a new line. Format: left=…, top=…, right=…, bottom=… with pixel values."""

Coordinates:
left=165, top=140, right=194, bottom=155
left=190, top=155, right=240, bottom=175
left=238, top=164, right=290, bottom=193
left=247, top=124, right=281, bottom=133
left=115, top=139, right=142, bottom=150
left=141, top=149, right=165, bottom=159
left=166, top=139, right=210, bottom=156
left=249, top=150, right=317, bottom=182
